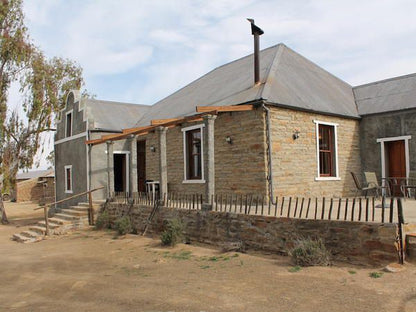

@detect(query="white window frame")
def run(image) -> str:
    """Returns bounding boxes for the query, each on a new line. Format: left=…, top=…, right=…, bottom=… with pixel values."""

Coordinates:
left=314, top=120, right=340, bottom=181
left=182, top=124, right=205, bottom=184
left=65, top=110, right=73, bottom=138
left=64, top=165, right=73, bottom=193
left=376, top=135, right=411, bottom=183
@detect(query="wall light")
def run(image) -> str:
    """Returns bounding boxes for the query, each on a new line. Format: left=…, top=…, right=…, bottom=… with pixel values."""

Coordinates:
left=225, top=136, right=233, bottom=144
left=150, top=145, right=156, bottom=152
left=292, top=130, right=300, bottom=140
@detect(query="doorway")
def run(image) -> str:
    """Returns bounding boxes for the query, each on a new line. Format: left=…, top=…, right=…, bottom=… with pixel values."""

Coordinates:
left=137, top=140, right=146, bottom=192
left=114, top=153, right=129, bottom=193
left=386, top=140, right=406, bottom=178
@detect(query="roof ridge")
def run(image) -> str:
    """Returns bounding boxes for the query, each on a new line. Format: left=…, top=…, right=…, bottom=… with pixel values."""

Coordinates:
left=259, top=43, right=285, bottom=100
left=85, top=98, right=149, bottom=107
left=353, top=72, right=416, bottom=89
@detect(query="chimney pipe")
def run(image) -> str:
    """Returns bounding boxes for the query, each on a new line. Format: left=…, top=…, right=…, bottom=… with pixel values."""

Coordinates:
left=247, top=18, right=264, bottom=85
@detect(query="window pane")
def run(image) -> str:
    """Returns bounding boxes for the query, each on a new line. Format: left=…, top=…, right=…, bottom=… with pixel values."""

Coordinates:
left=318, top=124, right=335, bottom=177
left=66, top=168, right=71, bottom=190
left=186, top=128, right=202, bottom=179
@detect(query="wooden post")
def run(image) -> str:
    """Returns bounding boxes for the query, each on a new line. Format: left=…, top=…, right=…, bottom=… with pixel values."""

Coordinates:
left=280, top=197, right=285, bottom=216
left=328, top=198, right=333, bottom=220
left=321, top=197, right=325, bottom=220
left=351, top=198, right=356, bottom=221
left=365, top=198, right=369, bottom=222
left=287, top=197, right=292, bottom=218
left=389, top=197, right=394, bottom=223
left=44, top=205, right=50, bottom=236
left=299, top=198, right=304, bottom=219
left=305, top=198, right=311, bottom=219
left=381, top=196, right=386, bottom=223
left=336, top=198, right=342, bottom=220
left=358, top=198, right=362, bottom=221
left=274, top=196, right=278, bottom=217
left=294, top=197, right=298, bottom=218
left=88, top=191, right=94, bottom=225
left=397, top=198, right=405, bottom=264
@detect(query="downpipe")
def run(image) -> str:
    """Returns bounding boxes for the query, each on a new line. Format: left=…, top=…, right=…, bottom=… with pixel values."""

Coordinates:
left=262, top=103, right=276, bottom=205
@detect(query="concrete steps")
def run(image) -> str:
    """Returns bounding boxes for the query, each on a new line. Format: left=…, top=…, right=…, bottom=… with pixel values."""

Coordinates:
left=12, top=201, right=104, bottom=243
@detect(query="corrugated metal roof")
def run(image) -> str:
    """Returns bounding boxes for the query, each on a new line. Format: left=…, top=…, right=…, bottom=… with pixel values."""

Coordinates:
left=17, top=169, right=54, bottom=180
left=85, top=99, right=151, bottom=131
left=353, top=73, right=416, bottom=116
left=135, top=43, right=359, bottom=126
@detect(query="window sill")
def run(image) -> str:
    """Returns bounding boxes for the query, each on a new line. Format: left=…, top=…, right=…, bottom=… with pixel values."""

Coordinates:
left=65, top=190, right=73, bottom=194
left=182, top=179, right=206, bottom=184
left=315, top=177, right=341, bottom=181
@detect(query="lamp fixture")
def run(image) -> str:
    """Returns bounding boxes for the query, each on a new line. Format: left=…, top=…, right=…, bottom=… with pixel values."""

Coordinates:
left=225, top=136, right=233, bottom=144
left=150, top=145, right=156, bottom=152
left=292, top=130, right=300, bottom=140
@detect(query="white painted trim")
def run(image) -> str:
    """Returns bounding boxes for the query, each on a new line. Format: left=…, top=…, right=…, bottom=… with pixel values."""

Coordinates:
left=64, top=165, right=73, bottom=194
left=377, top=135, right=412, bottom=189
left=113, top=151, right=130, bottom=193
left=54, top=132, right=87, bottom=145
left=313, top=120, right=339, bottom=127
left=314, top=121, right=339, bottom=180
left=181, top=123, right=205, bottom=132
left=182, top=179, right=206, bottom=184
left=376, top=135, right=411, bottom=143
left=65, top=110, right=73, bottom=137
left=182, top=124, right=205, bottom=182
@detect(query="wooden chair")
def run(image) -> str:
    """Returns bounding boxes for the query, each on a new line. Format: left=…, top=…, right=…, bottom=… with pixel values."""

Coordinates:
left=350, top=172, right=378, bottom=198
left=364, top=172, right=390, bottom=197
left=401, top=170, right=416, bottom=199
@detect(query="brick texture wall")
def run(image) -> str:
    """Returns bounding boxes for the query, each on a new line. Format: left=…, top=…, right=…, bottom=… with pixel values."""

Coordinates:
left=269, top=106, right=362, bottom=197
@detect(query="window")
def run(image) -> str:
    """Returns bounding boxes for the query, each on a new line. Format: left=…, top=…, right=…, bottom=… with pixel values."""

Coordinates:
left=182, top=124, right=205, bottom=183
left=314, top=121, right=339, bottom=180
left=66, top=111, right=72, bottom=137
left=64, top=165, right=73, bottom=193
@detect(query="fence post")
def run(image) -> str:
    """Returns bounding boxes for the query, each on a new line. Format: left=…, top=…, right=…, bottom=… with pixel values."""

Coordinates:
left=43, top=205, right=49, bottom=236
left=88, top=190, right=94, bottom=225
left=397, top=198, right=405, bottom=264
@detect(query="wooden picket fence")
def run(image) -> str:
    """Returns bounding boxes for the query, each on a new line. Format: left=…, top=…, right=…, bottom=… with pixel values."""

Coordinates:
left=110, top=192, right=404, bottom=224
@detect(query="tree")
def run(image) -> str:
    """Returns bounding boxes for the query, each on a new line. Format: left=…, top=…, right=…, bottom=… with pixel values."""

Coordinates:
left=0, top=0, right=84, bottom=223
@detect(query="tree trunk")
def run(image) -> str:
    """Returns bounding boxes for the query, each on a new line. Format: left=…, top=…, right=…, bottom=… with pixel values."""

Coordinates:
left=0, top=196, right=8, bottom=224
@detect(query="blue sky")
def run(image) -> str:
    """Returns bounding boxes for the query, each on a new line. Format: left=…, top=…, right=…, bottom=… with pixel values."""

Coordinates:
left=23, top=0, right=416, bottom=106
left=17, top=0, right=416, bottom=168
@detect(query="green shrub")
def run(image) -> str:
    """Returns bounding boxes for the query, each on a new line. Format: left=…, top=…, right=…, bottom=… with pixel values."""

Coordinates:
left=289, top=237, right=331, bottom=267
left=114, top=216, right=132, bottom=235
left=160, top=218, right=184, bottom=246
left=95, top=211, right=110, bottom=230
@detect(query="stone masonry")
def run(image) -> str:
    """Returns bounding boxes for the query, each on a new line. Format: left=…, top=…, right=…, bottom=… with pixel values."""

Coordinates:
left=105, top=203, right=398, bottom=265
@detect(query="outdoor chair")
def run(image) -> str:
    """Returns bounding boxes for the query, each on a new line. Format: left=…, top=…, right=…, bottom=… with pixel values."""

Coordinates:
left=401, top=170, right=416, bottom=199
left=364, top=172, right=390, bottom=198
left=350, top=172, right=379, bottom=198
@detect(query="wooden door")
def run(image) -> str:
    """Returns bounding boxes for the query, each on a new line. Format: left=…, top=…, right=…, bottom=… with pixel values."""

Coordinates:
left=137, top=141, right=146, bottom=192
left=386, top=140, right=406, bottom=195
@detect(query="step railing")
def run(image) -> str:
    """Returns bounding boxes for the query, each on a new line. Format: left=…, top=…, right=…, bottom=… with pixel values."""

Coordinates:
left=34, top=186, right=105, bottom=236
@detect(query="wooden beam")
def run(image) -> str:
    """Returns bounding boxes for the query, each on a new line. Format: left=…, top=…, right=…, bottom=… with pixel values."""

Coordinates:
left=196, top=105, right=254, bottom=113
left=151, top=118, right=182, bottom=126
left=86, top=110, right=218, bottom=146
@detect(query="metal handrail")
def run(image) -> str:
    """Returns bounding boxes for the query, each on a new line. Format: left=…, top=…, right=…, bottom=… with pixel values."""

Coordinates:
left=34, top=186, right=105, bottom=235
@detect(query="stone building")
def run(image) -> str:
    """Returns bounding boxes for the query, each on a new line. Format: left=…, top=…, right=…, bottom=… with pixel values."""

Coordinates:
left=54, top=43, right=415, bottom=207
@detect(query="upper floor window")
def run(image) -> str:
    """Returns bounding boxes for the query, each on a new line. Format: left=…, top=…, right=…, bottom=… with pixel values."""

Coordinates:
left=182, top=124, right=205, bottom=183
left=314, top=121, right=339, bottom=180
left=66, top=111, right=73, bottom=137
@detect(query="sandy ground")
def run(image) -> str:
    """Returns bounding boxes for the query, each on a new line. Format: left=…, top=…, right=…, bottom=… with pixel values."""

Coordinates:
left=1, top=202, right=416, bottom=312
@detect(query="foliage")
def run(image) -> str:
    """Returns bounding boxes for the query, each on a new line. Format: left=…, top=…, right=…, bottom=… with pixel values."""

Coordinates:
left=0, top=0, right=84, bottom=220
left=288, top=266, right=301, bottom=273
left=95, top=211, right=111, bottom=230
left=289, top=237, right=331, bottom=267
left=160, top=218, right=184, bottom=246
left=114, top=216, right=132, bottom=235
left=369, top=272, right=383, bottom=279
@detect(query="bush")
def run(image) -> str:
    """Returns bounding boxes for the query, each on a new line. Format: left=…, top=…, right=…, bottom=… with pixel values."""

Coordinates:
left=95, top=211, right=110, bottom=230
left=114, top=216, right=132, bottom=235
left=160, top=218, right=184, bottom=246
left=289, top=237, right=331, bottom=267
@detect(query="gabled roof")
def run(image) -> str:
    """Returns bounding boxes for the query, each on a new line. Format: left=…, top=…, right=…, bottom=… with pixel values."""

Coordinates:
left=353, top=73, right=416, bottom=116
left=17, top=169, right=54, bottom=180
left=85, top=99, right=151, bottom=131
left=135, top=43, right=359, bottom=126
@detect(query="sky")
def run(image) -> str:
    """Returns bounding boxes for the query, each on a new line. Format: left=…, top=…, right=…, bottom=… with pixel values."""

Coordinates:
left=17, top=0, right=416, bottom=168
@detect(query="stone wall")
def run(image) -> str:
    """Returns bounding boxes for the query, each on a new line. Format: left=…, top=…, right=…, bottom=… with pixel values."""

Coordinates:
left=269, top=106, right=362, bottom=197
left=16, top=177, right=55, bottom=203
left=105, top=203, right=397, bottom=265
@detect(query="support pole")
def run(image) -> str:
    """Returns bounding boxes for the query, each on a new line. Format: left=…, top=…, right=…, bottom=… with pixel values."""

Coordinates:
left=106, top=141, right=114, bottom=198
left=129, top=134, right=138, bottom=195
left=203, top=114, right=216, bottom=210
left=157, top=127, right=168, bottom=203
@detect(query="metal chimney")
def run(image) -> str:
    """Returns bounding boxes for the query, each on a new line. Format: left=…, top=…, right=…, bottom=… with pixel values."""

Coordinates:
left=247, top=18, right=264, bottom=85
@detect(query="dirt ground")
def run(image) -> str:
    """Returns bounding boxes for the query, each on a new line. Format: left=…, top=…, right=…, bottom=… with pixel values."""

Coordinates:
left=1, top=202, right=416, bottom=312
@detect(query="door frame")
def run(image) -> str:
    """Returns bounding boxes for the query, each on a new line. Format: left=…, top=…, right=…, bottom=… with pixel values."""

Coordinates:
left=113, top=151, right=130, bottom=194
left=377, top=136, right=411, bottom=191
